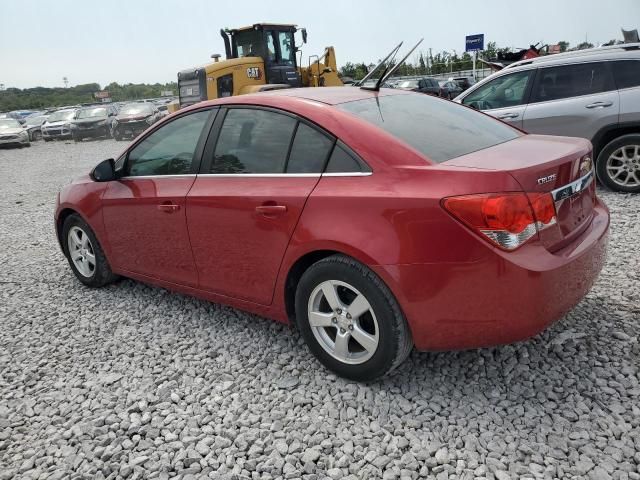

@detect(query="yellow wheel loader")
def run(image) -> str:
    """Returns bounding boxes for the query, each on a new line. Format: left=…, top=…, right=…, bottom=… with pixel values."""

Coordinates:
left=171, top=23, right=343, bottom=112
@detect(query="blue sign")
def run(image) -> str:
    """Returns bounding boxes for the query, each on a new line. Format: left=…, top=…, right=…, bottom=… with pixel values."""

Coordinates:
left=465, top=34, right=484, bottom=52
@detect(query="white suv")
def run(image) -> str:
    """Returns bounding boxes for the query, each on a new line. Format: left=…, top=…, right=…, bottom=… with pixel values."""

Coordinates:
left=455, top=44, right=640, bottom=193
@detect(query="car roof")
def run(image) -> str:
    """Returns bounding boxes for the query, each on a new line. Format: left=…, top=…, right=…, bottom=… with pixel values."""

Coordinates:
left=504, top=43, right=640, bottom=71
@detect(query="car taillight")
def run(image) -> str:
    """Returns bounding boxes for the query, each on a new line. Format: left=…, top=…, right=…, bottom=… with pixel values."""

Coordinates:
left=442, top=192, right=557, bottom=250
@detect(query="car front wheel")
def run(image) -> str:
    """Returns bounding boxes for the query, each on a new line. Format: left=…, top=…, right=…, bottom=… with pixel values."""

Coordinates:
left=596, top=134, right=640, bottom=193
left=295, top=255, right=413, bottom=381
left=62, top=214, right=118, bottom=287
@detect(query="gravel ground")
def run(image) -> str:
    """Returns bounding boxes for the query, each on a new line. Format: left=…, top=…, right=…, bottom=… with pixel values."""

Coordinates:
left=0, top=139, right=638, bottom=480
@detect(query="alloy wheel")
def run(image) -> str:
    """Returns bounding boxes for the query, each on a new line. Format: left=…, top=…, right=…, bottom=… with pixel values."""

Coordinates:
left=67, top=226, right=96, bottom=278
left=606, top=145, right=640, bottom=188
left=307, top=280, right=379, bottom=365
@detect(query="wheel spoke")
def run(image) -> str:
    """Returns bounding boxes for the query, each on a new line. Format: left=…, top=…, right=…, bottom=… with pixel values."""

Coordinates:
left=81, top=233, right=89, bottom=249
left=320, top=281, right=342, bottom=310
left=85, top=251, right=96, bottom=266
left=347, top=294, right=370, bottom=319
left=333, top=332, right=350, bottom=359
left=308, top=311, right=334, bottom=328
left=71, top=250, right=83, bottom=261
left=72, top=230, right=83, bottom=247
left=350, top=324, right=378, bottom=353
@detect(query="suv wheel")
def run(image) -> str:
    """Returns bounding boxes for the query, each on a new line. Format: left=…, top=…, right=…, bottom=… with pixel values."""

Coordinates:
left=295, top=254, right=413, bottom=381
left=596, top=134, right=640, bottom=193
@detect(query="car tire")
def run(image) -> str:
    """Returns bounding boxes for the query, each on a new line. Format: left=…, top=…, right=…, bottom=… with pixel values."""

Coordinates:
left=596, top=134, right=640, bottom=193
left=295, top=254, right=413, bottom=381
left=113, top=131, right=122, bottom=141
left=62, top=214, right=118, bottom=288
left=33, top=131, right=42, bottom=141
left=44, top=138, right=51, bottom=142
left=73, top=134, right=82, bottom=143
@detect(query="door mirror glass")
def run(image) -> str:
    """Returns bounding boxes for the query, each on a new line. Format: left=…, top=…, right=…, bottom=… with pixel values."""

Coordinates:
left=92, top=158, right=116, bottom=182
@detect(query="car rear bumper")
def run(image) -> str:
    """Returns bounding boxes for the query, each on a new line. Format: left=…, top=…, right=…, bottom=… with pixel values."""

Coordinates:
left=372, top=198, right=610, bottom=351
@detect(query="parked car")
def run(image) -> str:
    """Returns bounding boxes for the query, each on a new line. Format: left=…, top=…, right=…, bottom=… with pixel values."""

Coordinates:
left=451, top=76, right=477, bottom=91
left=396, top=77, right=441, bottom=96
left=55, top=87, right=609, bottom=381
left=22, top=114, right=49, bottom=141
left=439, top=80, right=463, bottom=99
left=8, top=110, right=37, bottom=124
left=41, top=109, right=77, bottom=141
left=112, top=103, right=160, bottom=140
left=71, top=106, right=117, bottom=142
left=0, top=118, right=30, bottom=147
left=455, top=43, right=640, bottom=192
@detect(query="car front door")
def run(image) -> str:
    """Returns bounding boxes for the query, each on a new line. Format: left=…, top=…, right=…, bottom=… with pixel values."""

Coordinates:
left=460, top=69, right=535, bottom=129
left=102, top=108, right=215, bottom=286
left=522, top=61, right=619, bottom=139
left=186, top=107, right=335, bottom=305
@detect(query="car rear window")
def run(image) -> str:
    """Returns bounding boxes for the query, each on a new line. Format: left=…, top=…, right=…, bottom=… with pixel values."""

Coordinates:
left=338, top=94, right=520, bottom=163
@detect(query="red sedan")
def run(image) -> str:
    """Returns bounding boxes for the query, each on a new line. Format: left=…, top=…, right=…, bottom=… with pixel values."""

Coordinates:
left=55, top=87, right=609, bottom=381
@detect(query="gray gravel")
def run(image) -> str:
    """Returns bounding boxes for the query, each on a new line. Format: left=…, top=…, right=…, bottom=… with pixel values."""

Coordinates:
left=0, top=139, right=639, bottom=480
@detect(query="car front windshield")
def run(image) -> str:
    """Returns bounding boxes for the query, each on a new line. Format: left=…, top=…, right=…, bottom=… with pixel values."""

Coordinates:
left=339, top=93, right=520, bottom=163
left=77, top=107, right=107, bottom=119
left=47, top=110, right=75, bottom=122
left=120, top=104, right=152, bottom=115
left=25, top=115, right=47, bottom=125
left=398, top=80, right=418, bottom=89
left=0, top=119, right=21, bottom=129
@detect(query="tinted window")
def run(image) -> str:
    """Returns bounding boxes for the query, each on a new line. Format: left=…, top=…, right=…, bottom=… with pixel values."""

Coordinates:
left=531, top=62, right=614, bottom=102
left=126, top=110, right=210, bottom=176
left=339, top=94, right=520, bottom=163
left=462, top=70, right=533, bottom=110
left=211, top=109, right=296, bottom=173
left=286, top=123, right=334, bottom=173
left=278, top=31, right=295, bottom=65
left=325, top=144, right=365, bottom=173
left=612, top=60, right=640, bottom=89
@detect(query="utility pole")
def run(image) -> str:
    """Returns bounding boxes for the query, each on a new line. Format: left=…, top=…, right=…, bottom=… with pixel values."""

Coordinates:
left=63, top=77, right=69, bottom=88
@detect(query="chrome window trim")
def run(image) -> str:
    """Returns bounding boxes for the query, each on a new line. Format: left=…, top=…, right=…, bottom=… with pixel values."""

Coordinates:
left=119, top=174, right=196, bottom=180
left=116, top=172, right=373, bottom=180
left=551, top=169, right=594, bottom=202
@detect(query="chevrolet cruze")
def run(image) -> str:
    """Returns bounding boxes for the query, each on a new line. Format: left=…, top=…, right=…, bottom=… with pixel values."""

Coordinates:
left=55, top=87, right=609, bottom=380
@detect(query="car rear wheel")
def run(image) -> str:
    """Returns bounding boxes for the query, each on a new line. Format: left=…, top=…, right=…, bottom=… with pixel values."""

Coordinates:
left=596, top=134, right=640, bottom=193
left=295, top=254, right=413, bottom=381
left=62, top=214, right=118, bottom=288
left=32, top=131, right=42, bottom=141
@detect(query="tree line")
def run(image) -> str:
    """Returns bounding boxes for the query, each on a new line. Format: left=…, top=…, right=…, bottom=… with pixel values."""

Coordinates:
left=0, top=82, right=177, bottom=112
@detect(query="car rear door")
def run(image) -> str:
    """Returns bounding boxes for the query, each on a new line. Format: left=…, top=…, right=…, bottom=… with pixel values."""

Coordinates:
left=186, top=107, right=335, bottom=305
left=102, top=108, right=216, bottom=286
left=522, top=61, right=619, bottom=139
left=460, top=69, right=535, bottom=129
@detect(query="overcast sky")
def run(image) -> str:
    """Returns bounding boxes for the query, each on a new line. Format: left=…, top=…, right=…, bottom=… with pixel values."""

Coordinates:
left=1, top=0, right=638, bottom=89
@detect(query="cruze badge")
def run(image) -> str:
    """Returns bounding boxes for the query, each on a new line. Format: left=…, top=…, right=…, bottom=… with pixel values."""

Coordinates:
left=537, top=174, right=557, bottom=185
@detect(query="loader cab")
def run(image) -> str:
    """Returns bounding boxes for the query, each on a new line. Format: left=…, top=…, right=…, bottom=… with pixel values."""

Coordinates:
left=228, top=24, right=302, bottom=87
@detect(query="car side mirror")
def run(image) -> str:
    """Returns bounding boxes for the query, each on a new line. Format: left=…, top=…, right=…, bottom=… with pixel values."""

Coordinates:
left=301, top=28, right=307, bottom=44
left=91, top=158, right=117, bottom=182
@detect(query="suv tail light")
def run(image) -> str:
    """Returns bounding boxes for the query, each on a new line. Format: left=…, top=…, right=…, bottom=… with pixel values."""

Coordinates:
left=442, top=192, right=557, bottom=250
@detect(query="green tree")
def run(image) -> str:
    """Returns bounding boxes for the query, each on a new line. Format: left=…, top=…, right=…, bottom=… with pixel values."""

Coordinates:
left=558, top=41, right=570, bottom=52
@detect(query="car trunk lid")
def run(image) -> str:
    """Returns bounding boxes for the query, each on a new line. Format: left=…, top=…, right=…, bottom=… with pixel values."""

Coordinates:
left=444, top=134, right=595, bottom=251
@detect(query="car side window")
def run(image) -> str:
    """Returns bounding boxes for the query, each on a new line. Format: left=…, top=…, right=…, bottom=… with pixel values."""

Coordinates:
left=325, top=143, right=369, bottom=173
left=611, top=60, right=640, bottom=89
left=462, top=70, right=533, bottom=110
left=286, top=123, right=334, bottom=173
left=211, top=108, right=297, bottom=173
left=126, top=110, right=210, bottom=177
left=531, top=62, right=614, bottom=102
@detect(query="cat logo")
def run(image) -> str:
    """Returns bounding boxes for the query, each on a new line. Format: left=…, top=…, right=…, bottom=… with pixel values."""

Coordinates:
left=246, top=67, right=262, bottom=80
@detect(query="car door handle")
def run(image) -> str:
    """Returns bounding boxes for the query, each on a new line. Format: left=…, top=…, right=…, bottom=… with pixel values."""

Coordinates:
left=497, top=112, right=519, bottom=119
left=157, top=202, right=181, bottom=213
left=255, top=204, right=287, bottom=217
left=585, top=101, right=613, bottom=109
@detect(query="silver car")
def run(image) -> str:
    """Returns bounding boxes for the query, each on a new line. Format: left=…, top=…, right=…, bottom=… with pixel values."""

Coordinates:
left=455, top=43, right=640, bottom=193
left=0, top=118, right=30, bottom=147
